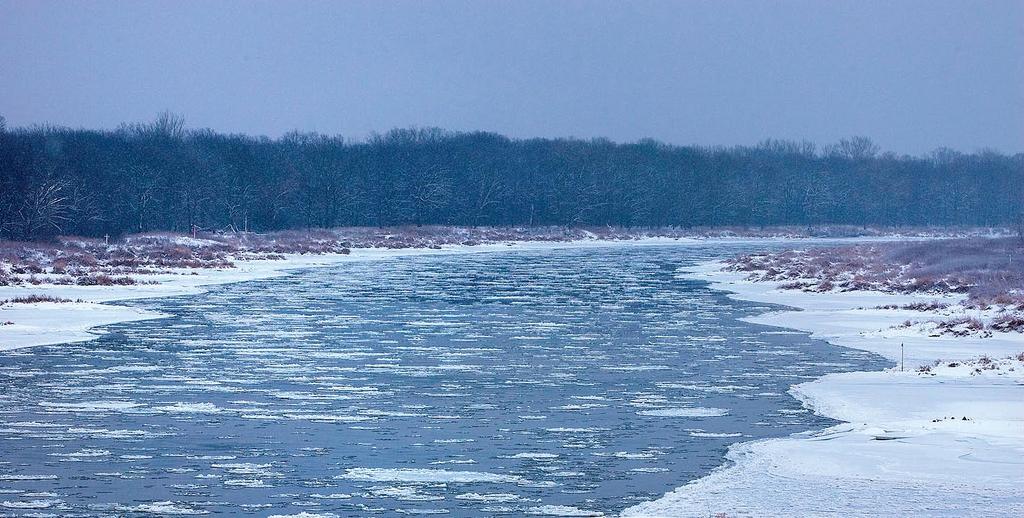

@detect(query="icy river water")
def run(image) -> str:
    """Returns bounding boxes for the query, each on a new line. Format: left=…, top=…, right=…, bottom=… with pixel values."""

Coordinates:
left=0, top=244, right=888, bottom=517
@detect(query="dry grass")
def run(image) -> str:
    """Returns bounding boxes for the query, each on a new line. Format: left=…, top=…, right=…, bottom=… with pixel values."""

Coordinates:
left=1, top=294, right=77, bottom=304
left=0, top=226, right=1011, bottom=288
left=727, top=238, right=1024, bottom=302
left=727, top=237, right=1024, bottom=336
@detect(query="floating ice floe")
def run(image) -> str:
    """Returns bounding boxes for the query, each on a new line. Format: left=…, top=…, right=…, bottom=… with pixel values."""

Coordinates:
left=115, top=501, right=209, bottom=515
left=152, top=402, right=223, bottom=414
left=363, top=486, right=444, bottom=501
left=0, top=499, right=62, bottom=509
left=527, top=504, right=604, bottom=516
left=454, top=492, right=524, bottom=503
left=339, top=468, right=526, bottom=484
left=38, top=401, right=142, bottom=412
left=688, top=431, right=743, bottom=438
left=504, top=453, right=559, bottom=460
left=637, top=407, right=730, bottom=417
left=0, top=475, right=59, bottom=481
left=267, top=513, right=339, bottom=518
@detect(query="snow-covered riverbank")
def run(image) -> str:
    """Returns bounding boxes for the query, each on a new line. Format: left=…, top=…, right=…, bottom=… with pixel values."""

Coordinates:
left=623, top=262, right=1024, bottom=517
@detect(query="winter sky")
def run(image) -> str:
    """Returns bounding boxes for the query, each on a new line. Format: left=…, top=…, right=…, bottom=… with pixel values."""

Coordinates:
left=1, top=0, right=1021, bottom=154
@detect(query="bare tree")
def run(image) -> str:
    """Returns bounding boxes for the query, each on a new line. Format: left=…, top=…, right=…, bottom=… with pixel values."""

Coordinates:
left=117, top=165, right=163, bottom=232
left=831, top=137, right=880, bottom=161
left=410, top=164, right=452, bottom=225
left=18, top=177, right=74, bottom=239
left=473, top=171, right=506, bottom=224
left=120, top=111, right=187, bottom=140
left=150, top=111, right=186, bottom=139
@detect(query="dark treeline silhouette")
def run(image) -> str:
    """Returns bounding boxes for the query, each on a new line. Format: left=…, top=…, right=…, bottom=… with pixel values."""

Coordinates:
left=1, top=113, right=1021, bottom=240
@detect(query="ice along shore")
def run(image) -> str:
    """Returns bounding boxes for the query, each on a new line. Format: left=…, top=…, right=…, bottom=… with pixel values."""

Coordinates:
left=623, top=261, right=1024, bottom=517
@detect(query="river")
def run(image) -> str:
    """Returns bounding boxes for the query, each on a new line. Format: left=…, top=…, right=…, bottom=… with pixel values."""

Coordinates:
left=0, top=243, right=887, bottom=517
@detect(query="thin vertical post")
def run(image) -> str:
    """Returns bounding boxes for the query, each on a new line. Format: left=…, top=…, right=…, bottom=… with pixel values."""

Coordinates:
left=901, top=343, right=904, bottom=372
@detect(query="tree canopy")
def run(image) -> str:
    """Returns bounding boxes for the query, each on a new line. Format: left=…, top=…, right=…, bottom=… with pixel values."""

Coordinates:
left=1, top=115, right=1021, bottom=240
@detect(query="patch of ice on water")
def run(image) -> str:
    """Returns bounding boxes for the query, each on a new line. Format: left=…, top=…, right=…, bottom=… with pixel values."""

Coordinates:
left=22, top=491, right=57, bottom=497
left=1, top=499, right=61, bottom=509
left=657, top=383, right=756, bottom=393
left=0, top=421, right=59, bottom=428
left=364, top=486, right=444, bottom=501
left=601, top=365, right=670, bottom=371
left=454, top=493, right=523, bottom=503
left=283, top=413, right=371, bottom=423
left=551, top=403, right=607, bottom=410
left=595, top=451, right=656, bottom=460
left=481, top=506, right=517, bottom=513
left=527, top=504, right=604, bottom=516
left=50, top=448, right=110, bottom=458
left=339, top=468, right=525, bottom=484
left=116, top=501, right=209, bottom=515
left=153, top=402, right=223, bottom=414
left=429, top=459, right=477, bottom=465
left=0, top=475, right=58, bottom=481
left=210, top=463, right=279, bottom=479
left=688, top=431, right=743, bottom=438
left=549, top=471, right=584, bottom=477
left=637, top=407, right=730, bottom=417
left=224, top=478, right=271, bottom=488
left=504, top=453, right=559, bottom=460
left=66, top=427, right=169, bottom=439
left=38, top=401, right=141, bottom=412
left=361, top=409, right=425, bottom=418
left=267, top=513, right=339, bottom=518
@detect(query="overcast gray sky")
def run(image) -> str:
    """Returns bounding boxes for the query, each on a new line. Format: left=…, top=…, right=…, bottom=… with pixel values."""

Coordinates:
left=1, top=0, right=1021, bottom=154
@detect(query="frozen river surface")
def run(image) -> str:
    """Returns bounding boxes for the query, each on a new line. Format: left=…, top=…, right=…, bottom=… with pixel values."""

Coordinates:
left=0, top=245, right=887, bottom=516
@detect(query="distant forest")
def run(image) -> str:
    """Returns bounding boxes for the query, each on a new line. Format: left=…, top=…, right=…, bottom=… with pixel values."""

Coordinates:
left=1, top=113, right=1021, bottom=240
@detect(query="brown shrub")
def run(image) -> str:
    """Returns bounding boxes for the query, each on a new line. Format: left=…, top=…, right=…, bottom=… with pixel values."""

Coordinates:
left=936, top=316, right=987, bottom=337
left=991, top=314, right=1024, bottom=333
left=3, top=295, right=75, bottom=304
left=77, top=274, right=137, bottom=286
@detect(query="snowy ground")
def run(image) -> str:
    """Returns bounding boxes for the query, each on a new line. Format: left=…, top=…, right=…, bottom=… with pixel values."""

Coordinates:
left=623, top=262, right=1024, bottom=517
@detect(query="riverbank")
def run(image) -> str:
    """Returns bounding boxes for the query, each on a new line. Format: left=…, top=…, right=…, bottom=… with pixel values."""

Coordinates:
left=623, top=261, right=1024, bottom=517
